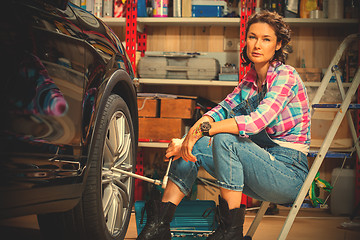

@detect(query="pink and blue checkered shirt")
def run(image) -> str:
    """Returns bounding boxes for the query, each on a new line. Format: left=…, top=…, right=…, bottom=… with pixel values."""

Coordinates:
left=205, top=62, right=311, bottom=146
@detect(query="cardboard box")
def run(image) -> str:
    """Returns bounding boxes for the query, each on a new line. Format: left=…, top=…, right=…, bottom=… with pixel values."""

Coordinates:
left=296, top=68, right=322, bottom=82
left=197, top=168, right=252, bottom=206
left=181, top=0, right=192, bottom=17
left=160, top=98, right=195, bottom=119
left=138, top=118, right=185, bottom=141
left=311, top=108, right=353, bottom=149
left=196, top=167, right=220, bottom=204
left=137, top=98, right=159, bottom=117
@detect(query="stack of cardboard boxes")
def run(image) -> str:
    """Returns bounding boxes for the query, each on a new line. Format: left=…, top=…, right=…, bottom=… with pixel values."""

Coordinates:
left=137, top=97, right=196, bottom=141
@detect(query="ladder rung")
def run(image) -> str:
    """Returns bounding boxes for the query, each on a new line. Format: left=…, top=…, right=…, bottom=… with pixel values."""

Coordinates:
left=307, top=151, right=351, bottom=158
left=312, top=103, right=360, bottom=109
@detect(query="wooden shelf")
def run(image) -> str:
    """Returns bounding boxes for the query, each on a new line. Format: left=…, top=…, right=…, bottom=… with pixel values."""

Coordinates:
left=138, top=141, right=168, bottom=148
left=284, top=18, right=358, bottom=27
left=304, top=82, right=352, bottom=87
left=138, top=78, right=352, bottom=87
left=100, top=17, right=358, bottom=28
left=138, top=78, right=238, bottom=86
left=137, top=17, right=239, bottom=26
left=100, top=17, right=125, bottom=26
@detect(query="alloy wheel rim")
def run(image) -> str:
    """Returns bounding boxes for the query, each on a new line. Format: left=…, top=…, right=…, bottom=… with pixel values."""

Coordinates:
left=101, top=110, right=133, bottom=236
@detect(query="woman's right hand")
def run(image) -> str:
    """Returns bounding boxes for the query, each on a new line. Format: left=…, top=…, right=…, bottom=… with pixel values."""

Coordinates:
left=165, top=138, right=184, bottom=161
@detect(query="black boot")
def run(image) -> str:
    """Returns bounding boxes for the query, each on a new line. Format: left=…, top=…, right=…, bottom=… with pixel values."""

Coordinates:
left=137, top=200, right=177, bottom=240
left=207, top=196, right=246, bottom=240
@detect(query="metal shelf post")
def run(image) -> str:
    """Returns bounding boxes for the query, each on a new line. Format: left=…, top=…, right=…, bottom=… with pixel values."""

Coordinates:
left=239, top=0, right=255, bottom=81
left=125, top=0, right=138, bottom=74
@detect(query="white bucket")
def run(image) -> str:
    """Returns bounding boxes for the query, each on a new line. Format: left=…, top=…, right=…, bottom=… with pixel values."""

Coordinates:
left=328, top=0, right=344, bottom=19
left=330, top=167, right=355, bottom=215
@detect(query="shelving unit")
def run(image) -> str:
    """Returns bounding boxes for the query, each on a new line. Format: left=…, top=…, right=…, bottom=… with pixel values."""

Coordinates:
left=104, top=7, right=359, bottom=202
left=98, top=5, right=360, bottom=237
left=101, top=16, right=358, bottom=28
left=138, top=78, right=352, bottom=87
left=112, top=13, right=359, bottom=146
left=138, top=77, right=354, bottom=151
left=103, top=15, right=358, bottom=75
left=138, top=78, right=238, bottom=86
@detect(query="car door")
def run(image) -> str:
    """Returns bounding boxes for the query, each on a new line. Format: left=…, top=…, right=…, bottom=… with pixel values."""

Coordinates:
left=0, top=0, right=86, bottom=196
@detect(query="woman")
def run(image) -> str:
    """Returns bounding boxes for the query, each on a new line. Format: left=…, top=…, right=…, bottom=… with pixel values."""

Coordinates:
left=137, top=10, right=310, bottom=240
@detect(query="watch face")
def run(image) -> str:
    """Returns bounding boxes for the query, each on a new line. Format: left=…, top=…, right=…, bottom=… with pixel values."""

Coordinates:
left=201, top=122, right=211, bottom=131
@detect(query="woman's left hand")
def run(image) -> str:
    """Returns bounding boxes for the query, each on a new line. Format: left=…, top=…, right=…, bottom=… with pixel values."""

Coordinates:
left=180, top=125, right=201, bottom=162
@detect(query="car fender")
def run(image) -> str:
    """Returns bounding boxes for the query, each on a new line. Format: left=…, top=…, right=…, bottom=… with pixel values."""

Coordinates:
left=81, top=69, right=138, bottom=186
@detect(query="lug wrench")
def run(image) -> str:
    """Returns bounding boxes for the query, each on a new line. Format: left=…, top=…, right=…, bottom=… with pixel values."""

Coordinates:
left=162, top=156, right=173, bottom=189
left=111, top=156, right=174, bottom=189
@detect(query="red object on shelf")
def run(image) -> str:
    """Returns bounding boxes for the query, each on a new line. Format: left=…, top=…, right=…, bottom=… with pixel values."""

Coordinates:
left=114, top=0, right=127, bottom=18
left=239, top=0, right=255, bottom=82
left=134, top=151, right=144, bottom=201
left=125, top=0, right=138, bottom=74
left=137, top=32, right=147, bottom=57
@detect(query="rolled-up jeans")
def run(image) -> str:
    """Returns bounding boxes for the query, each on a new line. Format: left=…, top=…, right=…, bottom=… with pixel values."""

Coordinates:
left=168, top=133, right=309, bottom=204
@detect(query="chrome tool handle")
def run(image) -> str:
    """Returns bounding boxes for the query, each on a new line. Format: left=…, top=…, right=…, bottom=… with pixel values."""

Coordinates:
left=162, top=156, right=174, bottom=189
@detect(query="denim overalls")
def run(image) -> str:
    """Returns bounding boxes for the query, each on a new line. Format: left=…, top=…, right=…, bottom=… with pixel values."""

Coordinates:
left=168, top=83, right=309, bottom=204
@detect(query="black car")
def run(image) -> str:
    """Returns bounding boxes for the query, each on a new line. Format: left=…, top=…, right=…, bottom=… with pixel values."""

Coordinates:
left=0, top=0, right=138, bottom=239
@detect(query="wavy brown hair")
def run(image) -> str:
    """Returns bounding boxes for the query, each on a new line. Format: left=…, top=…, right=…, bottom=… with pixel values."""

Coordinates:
left=241, top=10, right=291, bottom=66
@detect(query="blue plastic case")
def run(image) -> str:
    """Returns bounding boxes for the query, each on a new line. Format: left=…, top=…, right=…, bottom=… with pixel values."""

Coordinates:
left=192, top=5, right=223, bottom=17
left=135, top=200, right=218, bottom=239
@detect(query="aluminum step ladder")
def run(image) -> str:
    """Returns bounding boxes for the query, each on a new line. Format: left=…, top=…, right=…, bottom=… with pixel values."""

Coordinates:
left=245, top=33, right=360, bottom=240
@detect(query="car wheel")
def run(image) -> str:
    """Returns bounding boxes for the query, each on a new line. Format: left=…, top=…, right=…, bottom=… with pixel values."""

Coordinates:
left=38, top=94, right=136, bottom=240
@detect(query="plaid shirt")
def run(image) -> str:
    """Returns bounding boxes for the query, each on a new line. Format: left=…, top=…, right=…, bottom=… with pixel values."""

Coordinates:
left=205, top=62, right=311, bottom=146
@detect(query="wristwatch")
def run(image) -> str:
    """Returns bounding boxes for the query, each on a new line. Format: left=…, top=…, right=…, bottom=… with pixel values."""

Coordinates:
left=200, top=122, right=212, bottom=137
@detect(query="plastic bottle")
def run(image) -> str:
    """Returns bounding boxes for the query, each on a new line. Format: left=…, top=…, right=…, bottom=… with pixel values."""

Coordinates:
left=138, top=0, right=147, bottom=17
left=328, top=0, right=344, bottom=19
left=330, top=167, right=355, bottom=216
left=300, top=0, right=318, bottom=18
left=152, top=0, right=168, bottom=17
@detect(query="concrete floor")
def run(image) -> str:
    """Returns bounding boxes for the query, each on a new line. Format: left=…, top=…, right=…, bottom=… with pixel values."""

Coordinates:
left=1, top=206, right=360, bottom=240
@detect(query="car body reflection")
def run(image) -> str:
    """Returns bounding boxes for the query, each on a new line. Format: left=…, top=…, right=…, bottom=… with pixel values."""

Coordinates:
left=0, top=0, right=137, bottom=224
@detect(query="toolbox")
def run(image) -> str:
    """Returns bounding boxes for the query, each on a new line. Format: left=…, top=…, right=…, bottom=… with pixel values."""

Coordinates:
left=295, top=68, right=322, bottom=82
left=137, top=55, right=220, bottom=80
left=192, top=5, right=223, bottom=17
left=218, top=65, right=239, bottom=81
left=191, top=0, right=227, bottom=17
left=135, top=200, right=217, bottom=239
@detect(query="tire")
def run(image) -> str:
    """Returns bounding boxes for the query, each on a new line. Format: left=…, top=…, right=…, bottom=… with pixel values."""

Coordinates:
left=38, top=94, right=136, bottom=240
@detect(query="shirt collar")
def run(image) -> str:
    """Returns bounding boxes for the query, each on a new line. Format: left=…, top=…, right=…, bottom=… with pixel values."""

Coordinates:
left=243, top=61, right=282, bottom=87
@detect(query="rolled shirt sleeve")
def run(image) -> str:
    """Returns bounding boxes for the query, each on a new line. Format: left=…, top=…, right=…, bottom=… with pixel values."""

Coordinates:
left=234, top=71, right=296, bottom=136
